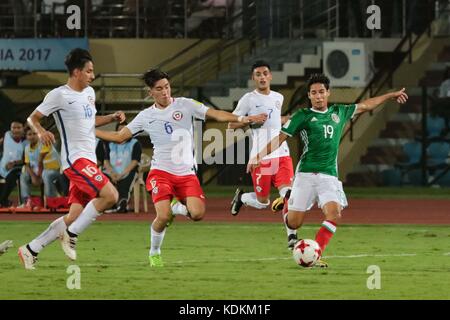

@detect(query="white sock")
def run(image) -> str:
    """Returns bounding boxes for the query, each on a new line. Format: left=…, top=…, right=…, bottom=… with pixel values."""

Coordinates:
left=28, top=216, right=66, bottom=253
left=68, top=200, right=101, bottom=236
left=279, top=187, right=290, bottom=198
left=171, top=201, right=188, bottom=216
left=241, top=192, right=270, bottom=209
left=285, top=225, right=297, bottom=236
left=283, top=212, right=297, bottom=236
left=149, top=224, right=166, bottom=256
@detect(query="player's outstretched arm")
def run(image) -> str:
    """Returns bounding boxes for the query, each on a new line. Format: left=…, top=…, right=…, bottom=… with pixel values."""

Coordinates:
left=356, top=88, right=408, bottom=115
left=96, top=126, right=132, bottom=144
left=206, top=109, right=268, bottom=124
left=227, top=121, right=248, bottom=130
left=95, top=111, right=126, bottom=127
left=246, top=132, right=289, bottom=173
left=28, top=110, right=55, bottom=146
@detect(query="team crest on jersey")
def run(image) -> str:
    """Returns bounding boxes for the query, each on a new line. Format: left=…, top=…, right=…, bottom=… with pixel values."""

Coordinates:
left=95, top=175, right=103, bottom=182
left=172, top=111, right=183, bottom=121
left=88, top=96, right=95, bottom=106
left=331, top=113, right=340, bottom=123
left=153, top=187, right=158, bottom=194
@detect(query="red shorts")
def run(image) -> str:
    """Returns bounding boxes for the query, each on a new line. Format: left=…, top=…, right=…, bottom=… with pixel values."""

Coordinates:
left=64, top=158, right=109, bottom=206
left=146, top=169, right=205, bottom=204
left=251, top=156, right=294, bottom=198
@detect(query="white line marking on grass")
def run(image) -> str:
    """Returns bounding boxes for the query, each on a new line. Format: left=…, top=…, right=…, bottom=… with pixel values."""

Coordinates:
left=325, top=253, right=417, bottom=259
left=77, top=252, right=420, bottom=268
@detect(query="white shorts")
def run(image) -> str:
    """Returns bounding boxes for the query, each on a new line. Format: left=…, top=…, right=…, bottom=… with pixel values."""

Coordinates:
left=288, top=172, right=348, bottom=212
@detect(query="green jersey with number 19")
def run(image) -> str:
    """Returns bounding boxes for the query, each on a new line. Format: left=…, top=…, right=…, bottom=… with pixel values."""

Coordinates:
left=280, top=104, right=357, bottom=177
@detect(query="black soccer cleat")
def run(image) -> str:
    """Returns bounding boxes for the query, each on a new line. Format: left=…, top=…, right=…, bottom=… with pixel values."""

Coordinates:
left=230, top=188, right=244, bottom=216
left=287, top=234, right=299, bottom=250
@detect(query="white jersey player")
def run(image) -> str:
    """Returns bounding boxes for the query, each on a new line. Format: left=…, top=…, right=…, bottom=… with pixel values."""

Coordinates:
left=229, top=61, right=297, bottom=249
left=96, top=68, right=268, bottom=267
left=18, top=48, right=125, bottom=270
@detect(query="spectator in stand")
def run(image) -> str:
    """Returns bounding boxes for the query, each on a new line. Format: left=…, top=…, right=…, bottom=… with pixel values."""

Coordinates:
left=0, top=120, right=25, bottom=207
left=438, top=67, right=450, bottom=98
left=42, top=0, right=67, bottom=14
left=187, top=0, right=234, bottom=35
left=103, top=122, right=142, bottom=213
left=19, top=127, right=61, bottom=207
left=431, top=67, right=450, bottom=122
left=95, top=137, right=108, bottom=169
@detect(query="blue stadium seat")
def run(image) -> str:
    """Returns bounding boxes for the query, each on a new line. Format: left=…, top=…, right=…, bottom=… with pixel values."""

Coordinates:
left=427, top=116, right=446, bottom=138
left=402, top=141, right=422, bottom=165
left=432, top=168, right=450, bottom=187
left=406, top=169, right=424, bottom=186
left=428, top=141, right=450, bottom=167
left=381, top=168, right=402, bottom=186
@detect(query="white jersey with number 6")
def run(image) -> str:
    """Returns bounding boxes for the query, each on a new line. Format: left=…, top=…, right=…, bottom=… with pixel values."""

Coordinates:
left=233, top=90, right=289, bottom=160
left=127, top=97, right=209, bottom=176
left=36, top=85, right=97, bottom=171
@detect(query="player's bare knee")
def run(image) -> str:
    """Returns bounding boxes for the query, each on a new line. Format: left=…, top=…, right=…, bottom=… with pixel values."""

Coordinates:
left=157, top=215, right=170, bottom=226
left=189, top=208, right=205, bottom=221
left=106, top=189, right=119, bottom=207
left=326, top=211, right=341, bottom=223
left=190, top=214, right=204, bottom=221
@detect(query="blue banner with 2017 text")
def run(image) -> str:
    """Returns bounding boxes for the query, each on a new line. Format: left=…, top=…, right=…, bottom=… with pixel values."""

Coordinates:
left=0, top=38, right=89, bottom=72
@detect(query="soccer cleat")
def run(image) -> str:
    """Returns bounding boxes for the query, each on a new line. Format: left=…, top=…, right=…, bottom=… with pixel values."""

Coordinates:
left=61, top=229, right=77, bottom=261
left=230, top=188, right=244, bottom=216
left=0, top=240, right=13, bottom=255
left=271, top=196, right=284, bottom=212
left=287, top=234, right=298, bottom=250
left=149, top=254, right=164, bottom=267
left=314, top=259, right=328, bottom=268
left=18, top=245, right=37, bottom=270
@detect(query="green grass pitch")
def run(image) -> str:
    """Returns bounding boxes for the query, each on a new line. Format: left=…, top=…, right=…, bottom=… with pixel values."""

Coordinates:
left=0, top=221, right=449, bottom=300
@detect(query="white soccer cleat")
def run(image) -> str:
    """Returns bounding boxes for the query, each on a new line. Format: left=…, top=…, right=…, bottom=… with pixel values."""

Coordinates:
left=18, top=245, right=37, bottom=270
left=0, top=240, right=13, bottom=255
left=61, top=229, right=77, bottom=261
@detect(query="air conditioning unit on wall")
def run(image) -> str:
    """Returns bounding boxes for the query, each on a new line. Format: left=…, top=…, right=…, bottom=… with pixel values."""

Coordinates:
left=323, top=41, right=371, bottom=87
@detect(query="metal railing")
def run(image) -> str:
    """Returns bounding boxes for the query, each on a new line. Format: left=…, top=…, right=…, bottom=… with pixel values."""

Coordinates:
left=0, top=0, right=426, bottom=40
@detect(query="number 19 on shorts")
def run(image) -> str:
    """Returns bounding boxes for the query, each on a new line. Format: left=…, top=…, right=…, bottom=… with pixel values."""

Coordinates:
left=323, top=125, right=334, bottom=139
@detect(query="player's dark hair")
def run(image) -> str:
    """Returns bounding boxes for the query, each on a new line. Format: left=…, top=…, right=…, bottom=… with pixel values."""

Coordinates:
left=251, top=60, right=271, bottom=73
left=115, top=121, right=127, bottom=131
left=64, top=48, right=93, bottom=75
left=10, top=118, right=24, bottom=126
left=142, top=69, right=170, bottom=88
left=307, top=73, right=330, bottom=91
left=24, top=126, right=34, bottom=134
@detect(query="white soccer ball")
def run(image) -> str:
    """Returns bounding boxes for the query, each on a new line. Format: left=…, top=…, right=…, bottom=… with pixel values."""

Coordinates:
left=292, top=239, right=321, bottom=267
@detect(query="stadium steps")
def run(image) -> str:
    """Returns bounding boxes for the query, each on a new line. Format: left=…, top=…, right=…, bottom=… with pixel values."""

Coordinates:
left=342, top=36, right=450, bottom=187
left=200, top=39, right=322, bottom=111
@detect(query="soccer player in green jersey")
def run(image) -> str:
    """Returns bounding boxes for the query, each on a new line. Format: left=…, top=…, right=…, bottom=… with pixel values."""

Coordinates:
left=248, top=73, right=408, bottom=267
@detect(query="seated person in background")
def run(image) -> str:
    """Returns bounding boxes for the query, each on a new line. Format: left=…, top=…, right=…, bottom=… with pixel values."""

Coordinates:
left=0, top=120, right=25, bottom=207
left=20, top=127, right=61, bottom=207
left=431, top=67, right=450, bottom=122
left=103, top=122, right=142, bottom=213
left=95, top=137, right=108, bottom=169
left=438, top=67, right=450, bottom=98
left=187, top=0, right=233, bottom=34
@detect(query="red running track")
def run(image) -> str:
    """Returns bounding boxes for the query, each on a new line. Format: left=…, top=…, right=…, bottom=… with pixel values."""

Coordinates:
left=0, top=198, right=449, bottom=224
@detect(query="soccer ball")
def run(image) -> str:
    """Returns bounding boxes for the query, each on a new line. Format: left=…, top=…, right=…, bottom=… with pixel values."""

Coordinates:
left=292, top=239, right=321, bottom=267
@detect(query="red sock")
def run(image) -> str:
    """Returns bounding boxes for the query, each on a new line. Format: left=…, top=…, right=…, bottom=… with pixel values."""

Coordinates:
left=315, top=220, right=337, bottom=254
